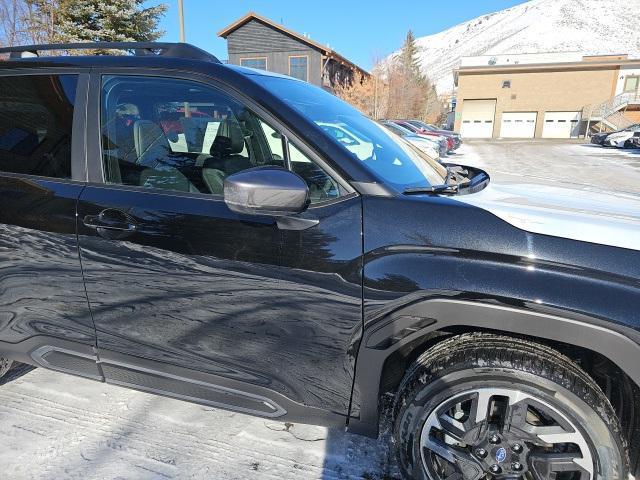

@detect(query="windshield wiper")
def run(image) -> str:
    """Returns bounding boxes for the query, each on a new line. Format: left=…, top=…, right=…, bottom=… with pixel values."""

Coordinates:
left=403, top=184, right=459, bottom=195
left=402, top=167, right=459, bottom=195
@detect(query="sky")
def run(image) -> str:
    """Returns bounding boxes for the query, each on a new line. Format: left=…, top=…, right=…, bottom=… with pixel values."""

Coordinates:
left=152, top=0, right=529, bottom=70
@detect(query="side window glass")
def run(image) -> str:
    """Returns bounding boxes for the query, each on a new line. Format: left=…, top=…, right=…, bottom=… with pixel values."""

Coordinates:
left=101, top=75, right=277, bottom=195
left=288, top=143, right=344, bottom=203
left=259, top=120, right=285, bottom=163
left=0, top=74, right=77, bottom=179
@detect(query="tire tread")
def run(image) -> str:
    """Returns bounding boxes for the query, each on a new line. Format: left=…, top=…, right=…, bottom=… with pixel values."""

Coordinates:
left=394, top=333, right=630, bottom=479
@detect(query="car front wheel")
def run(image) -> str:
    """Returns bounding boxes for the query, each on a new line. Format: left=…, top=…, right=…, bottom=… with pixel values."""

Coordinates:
left=394, top=333, right=629, bottom=480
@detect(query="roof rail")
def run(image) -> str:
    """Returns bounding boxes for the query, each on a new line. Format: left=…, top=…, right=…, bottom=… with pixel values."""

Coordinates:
left=0, top=42, right=220, bottom=63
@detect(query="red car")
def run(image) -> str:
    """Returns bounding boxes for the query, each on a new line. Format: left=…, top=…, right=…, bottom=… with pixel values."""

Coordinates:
left=390, top=120, right=454, bottom=152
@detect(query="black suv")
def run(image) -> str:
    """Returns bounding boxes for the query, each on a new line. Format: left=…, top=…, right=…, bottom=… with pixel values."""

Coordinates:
left=0, top=43, right=638, bottom=480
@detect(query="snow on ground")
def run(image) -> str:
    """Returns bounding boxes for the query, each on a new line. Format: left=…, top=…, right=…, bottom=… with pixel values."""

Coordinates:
left=0, top=365, right=397, bottom=480
left=1, top=139, right=639, bottom=479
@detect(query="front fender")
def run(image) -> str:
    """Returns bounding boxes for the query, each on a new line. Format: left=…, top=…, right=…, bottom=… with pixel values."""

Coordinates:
left=348, top=243, right=640, bottom=437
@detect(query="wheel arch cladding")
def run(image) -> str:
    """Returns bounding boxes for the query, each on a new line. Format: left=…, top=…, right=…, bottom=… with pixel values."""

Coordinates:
left=348, top=298, right=640, bottom=438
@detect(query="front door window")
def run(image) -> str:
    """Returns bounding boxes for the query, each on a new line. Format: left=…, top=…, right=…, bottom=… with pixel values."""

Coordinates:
left=100, top=75, right=344, bottom=201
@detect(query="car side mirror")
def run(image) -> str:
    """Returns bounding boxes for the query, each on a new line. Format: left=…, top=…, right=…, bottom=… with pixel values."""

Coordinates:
left=224, top=166, right=310, bottom=217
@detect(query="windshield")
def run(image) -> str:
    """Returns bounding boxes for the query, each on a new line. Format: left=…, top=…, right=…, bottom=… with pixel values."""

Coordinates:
left=383, top=122, right=411, bottom=136
left=411, top=120, right=441, bottom=132
left=253, top=76, right=447, bottom=190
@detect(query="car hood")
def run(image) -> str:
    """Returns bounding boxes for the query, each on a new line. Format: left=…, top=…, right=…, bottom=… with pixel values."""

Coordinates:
left=453, top=182, right=640, bottom=251
left=608, top=130, right=636, bottom=139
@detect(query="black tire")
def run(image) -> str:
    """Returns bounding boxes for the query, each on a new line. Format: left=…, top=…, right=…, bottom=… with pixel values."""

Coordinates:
left=394, top=333, right=629, bottom=480
left=0, top=357, right=12, bottom=378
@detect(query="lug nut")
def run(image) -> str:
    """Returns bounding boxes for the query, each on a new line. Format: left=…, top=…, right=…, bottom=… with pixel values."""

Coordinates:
left=511, top=443, right=523, bottom=453
left=489, top=434, right=501, bottom=444
left=512, top=461, right=523, bottom=471
left=475, top=448, right=488, bottom=458
left=489, top=464, right=502, bottom=474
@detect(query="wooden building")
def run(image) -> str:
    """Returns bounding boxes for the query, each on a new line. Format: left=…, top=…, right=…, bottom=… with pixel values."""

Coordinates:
left=218, top=12, right=368, bottom=90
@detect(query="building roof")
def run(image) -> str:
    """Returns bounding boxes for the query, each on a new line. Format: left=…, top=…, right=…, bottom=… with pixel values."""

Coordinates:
left=217, top=12, right=368, bottom=77
left=457, top=54, right=639, bottom=74
left=454, top=53, right=640, bottom=86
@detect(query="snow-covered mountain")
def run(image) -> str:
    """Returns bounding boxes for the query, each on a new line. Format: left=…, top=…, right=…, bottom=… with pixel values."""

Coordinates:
left=390, top=0, right=640, bottom=93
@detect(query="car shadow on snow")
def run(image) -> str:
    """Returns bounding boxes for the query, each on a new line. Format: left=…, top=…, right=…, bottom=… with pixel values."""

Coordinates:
left=321, top=429, right=397, bottom=479
left=321, top=395, right=400, bottom=479
left=0, top=362, right=36, bottom=386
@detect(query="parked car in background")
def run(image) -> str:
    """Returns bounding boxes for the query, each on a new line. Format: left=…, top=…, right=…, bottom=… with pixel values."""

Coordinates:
left=625, top=132, right=640, bottom=149
left=406, top=119, right=462, bottom=149
left=591, top=124, right=640, bottom=146
left=389, top=120, right=454, bottom=153
left=590, top=131, right=610, bottom=145
left=381, top=121, right=443, bottom=160
left=605, top=125, right=640, bottom=148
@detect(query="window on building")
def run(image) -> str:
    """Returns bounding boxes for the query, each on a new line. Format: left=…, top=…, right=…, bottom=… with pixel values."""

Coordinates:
left=502, top=80, right=511, bottom=89
left=289, top=56, right=308, bottom=82
left=624, top=76, right=639, bottom=93
left=240, top=57, right=267, bottom=70
left=0, top=74, right=78, bottom=179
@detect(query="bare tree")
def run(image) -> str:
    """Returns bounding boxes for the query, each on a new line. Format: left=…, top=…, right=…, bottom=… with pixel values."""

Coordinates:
left=0, top=0, right=59, bottom=47
left=23, top=0, right=59, bottom=44
left=0, top=0, right=26, bottom=46
left=334, top=72, right=388, bottom=119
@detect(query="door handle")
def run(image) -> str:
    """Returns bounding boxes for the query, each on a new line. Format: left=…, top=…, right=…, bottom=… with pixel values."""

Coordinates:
left=83, top=209, right=137, bottom=239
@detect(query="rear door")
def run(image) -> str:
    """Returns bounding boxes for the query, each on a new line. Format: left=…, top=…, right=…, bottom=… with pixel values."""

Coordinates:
left=77, top=71, right=362, bottom=419
left=0, top=70, right=98, bottom=372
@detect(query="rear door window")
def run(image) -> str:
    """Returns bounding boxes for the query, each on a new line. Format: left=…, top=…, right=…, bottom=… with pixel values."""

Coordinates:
left=0, top=74, right=78, bottom=179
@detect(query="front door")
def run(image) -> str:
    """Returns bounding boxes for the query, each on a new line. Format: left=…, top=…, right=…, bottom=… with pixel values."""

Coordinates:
left=77, top=73, right=362, bottom=418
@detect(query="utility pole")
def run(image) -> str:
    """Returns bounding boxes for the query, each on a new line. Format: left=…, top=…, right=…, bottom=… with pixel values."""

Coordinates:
left=177, top=0, right=190, bottom=117
left=373, top=73, right=378, bottom=119
left=178, top=0, right=186, bottom=42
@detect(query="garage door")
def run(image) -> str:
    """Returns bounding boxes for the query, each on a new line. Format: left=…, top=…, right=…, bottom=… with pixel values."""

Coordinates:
left=460, top=100, right=496, bottom=138
left=542, top=111, right=581, bottom=138
left=500, top=112, right=537, bottom=138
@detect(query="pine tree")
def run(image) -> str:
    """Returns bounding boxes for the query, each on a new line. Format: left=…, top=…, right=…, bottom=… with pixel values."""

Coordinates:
left=399, top=29, right=421, bottom=78
left=55, top=0, right=167, bottom=44
left=395, top=30, right=426, bottom=118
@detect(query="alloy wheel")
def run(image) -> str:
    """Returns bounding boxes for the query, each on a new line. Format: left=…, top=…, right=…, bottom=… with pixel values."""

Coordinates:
left=419, top=388, right=594, bottom=480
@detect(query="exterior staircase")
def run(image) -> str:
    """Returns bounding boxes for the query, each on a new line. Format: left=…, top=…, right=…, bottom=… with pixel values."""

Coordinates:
left=584, top=91, right=640, bottom=133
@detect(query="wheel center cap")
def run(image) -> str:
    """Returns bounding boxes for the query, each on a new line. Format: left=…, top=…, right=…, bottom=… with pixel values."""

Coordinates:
left=474, top=433, right=530, bottom=475
left=495, top=447, right=507, bottom=463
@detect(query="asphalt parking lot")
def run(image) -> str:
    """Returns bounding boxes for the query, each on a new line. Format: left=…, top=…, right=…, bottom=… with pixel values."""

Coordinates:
left=0, top=139, right=638, bottom=480
left=451, top=138, right=640, bottom=194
